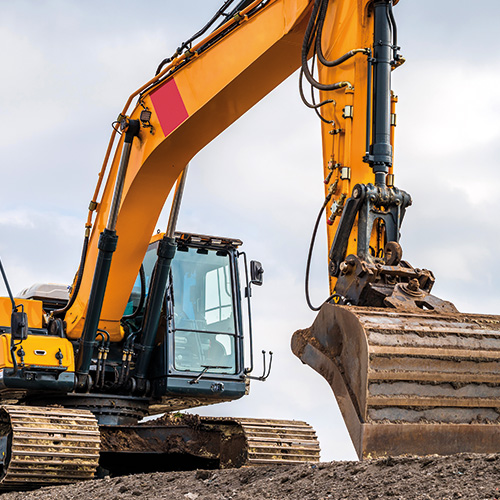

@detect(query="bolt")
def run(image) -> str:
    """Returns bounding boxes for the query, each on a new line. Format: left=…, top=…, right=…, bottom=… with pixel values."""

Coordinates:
left=329, top=261, right=337, bottom=276
left=339, top=260, right=354, bottom=275
left=407, top=278, right=420, bottom=292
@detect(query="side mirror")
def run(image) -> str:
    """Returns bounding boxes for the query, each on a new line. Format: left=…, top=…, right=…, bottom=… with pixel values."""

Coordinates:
left=11, top=310, right=28, bottom=341
left=250, top=261, right=264, bottom=286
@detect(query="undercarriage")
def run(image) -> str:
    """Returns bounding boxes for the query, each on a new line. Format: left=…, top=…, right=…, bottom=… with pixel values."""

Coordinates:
left=0, top=404, right=319, bottom=489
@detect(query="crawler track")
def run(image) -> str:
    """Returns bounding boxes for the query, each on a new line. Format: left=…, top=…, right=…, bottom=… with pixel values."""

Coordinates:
left=0, top=405, right=100, bottom=490
left=0, top=407, right=318, bottom=490
left=100, top=414, right=320, bottom=472
left=236, top=418, right=320, bottom=465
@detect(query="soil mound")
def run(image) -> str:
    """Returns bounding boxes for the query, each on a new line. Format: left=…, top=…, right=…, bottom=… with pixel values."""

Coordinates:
left=1, top=454, right=500, bottom=500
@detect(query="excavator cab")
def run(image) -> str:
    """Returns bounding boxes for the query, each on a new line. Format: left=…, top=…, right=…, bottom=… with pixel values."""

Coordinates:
left=122, top=232, right=251, bottom=410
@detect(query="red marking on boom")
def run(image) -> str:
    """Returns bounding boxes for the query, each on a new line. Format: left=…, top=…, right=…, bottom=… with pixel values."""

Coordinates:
left=150, top=78, right=189, bottom=136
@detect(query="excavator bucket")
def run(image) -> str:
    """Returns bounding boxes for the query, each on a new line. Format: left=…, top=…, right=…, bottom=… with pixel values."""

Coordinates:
left=292, top=304, right=500, bottom=459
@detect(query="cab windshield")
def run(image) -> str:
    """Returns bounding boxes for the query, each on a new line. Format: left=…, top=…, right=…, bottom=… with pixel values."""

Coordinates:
left=123, top=242, right=238, bottom=376
left=171, top=247, right=237, bottom=375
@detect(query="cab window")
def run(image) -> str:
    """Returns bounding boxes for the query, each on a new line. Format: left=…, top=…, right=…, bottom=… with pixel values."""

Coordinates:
left=171, top=247, right=237, bottom=374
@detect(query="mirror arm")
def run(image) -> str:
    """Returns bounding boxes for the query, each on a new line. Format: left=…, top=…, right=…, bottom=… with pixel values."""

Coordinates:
left=239, top=251, right=254, bottom=374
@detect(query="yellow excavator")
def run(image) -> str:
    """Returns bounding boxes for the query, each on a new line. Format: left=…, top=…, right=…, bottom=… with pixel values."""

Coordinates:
left=0, top=0, right=498, bottom=489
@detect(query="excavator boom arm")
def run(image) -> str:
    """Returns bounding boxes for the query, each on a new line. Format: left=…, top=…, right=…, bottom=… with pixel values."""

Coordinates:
left=63, top=0, right=378, bottom=341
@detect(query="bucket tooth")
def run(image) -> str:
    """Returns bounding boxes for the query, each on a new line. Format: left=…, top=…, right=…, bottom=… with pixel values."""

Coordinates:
left=292, top=304, right=500, bottom=458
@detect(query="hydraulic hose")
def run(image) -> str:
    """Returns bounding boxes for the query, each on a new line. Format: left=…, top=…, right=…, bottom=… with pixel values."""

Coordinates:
left=304, top=0, right=322, bottom=48
left=52, top=231, right=90, bottom=318
left=301, top=0, right=354, bottom=92
left=299, top=65, right=334, bottom=125
left=155, top=0, right=237, bottom=75
left=314, top=0, right=368, bottom=68
left=305, top=199, right=339, bottom=312
left=317, top=47, right=368, bottom=68
left=121, top=264, right=146, bottom=320
left=387, top=0, right=399, bottom=61
left=0, top=257, right=16, bottom=311
left=299, top=68, right=332, bottom=109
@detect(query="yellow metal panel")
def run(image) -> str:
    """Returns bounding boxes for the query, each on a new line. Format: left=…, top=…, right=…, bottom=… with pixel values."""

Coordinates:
left=0, top=334, right=75, bottom=371
left=0, top=297, right=43, bottom=329
left=0, top=335, right=10, bottom=369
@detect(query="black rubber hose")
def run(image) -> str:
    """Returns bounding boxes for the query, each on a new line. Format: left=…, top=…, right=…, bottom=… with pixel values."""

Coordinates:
left=317, top=46, right=367, bottom=68
left=299, top=69, right=332, bottom=110
left=146, top=2, right=268, bottom=97
left=313, top=0, right=329, bottom=57
left=315, top=0, right=368, bottom=68
left=156, top=0, right=237, bottom=75
left=52, top=233, right=89, bottom=318
left=311, top=52, right=335, bottom=124
left=122, top=264, right=146, bottom=320
left=187, top=0, right=236, bottom=44
left=299, top=68, right=334, bottom=125
left=221, top=0, right=256, bottom=25
left=155, top=0, right=270, bottom=77
left=387, top=0, right=398, bottom=61
left=303, top=0, right=323, bottom=56
left=305, top=199, right=338, bottom=311
left=0, top=257, right=16, bottom=311
left=301, top=1, right=353, bottom=91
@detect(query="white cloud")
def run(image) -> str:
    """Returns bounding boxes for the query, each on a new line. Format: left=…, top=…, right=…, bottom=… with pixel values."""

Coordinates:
left=0, top=210, right=82, bottom=295
left=0, top=211, right=36, bottom=229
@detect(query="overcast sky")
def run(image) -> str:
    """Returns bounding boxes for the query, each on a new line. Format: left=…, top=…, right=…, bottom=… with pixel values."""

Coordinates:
left=1, top=0, right=500, bottom=462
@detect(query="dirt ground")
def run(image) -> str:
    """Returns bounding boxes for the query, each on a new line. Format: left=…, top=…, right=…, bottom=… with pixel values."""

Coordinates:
left=1, top=454, right=500, bottom=500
